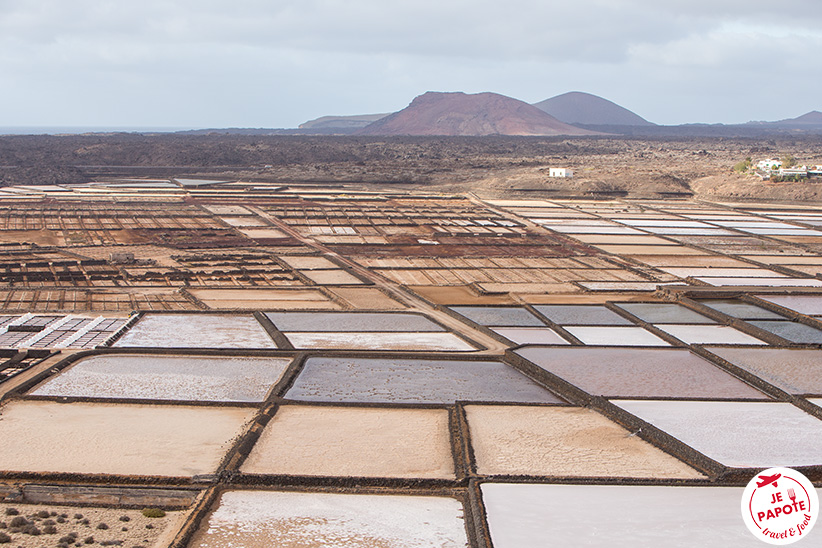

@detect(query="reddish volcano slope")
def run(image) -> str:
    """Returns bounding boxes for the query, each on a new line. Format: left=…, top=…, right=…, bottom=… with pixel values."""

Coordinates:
left=356, top=91, right=600, bottom=136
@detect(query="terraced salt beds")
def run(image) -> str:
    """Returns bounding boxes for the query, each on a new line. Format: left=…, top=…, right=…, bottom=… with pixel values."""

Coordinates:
left=191, top=490, right=469, bottom=548
left=31, top=354, right=292, bottom=402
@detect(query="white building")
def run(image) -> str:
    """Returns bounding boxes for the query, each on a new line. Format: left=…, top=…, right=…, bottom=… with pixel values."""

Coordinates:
left=549, top=168, right=573, bottom=178
left=756, top=159, right=782, bottom=171
left=778, top=166, right=809, bottom=178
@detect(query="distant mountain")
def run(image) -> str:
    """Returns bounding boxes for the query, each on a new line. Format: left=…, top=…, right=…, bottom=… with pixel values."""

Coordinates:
left=749, top=111, right=822, bottom=128
left=533, top=91, right=654, bottom=126
left=299, top=113, right=391, bottom=130
left=356, top=91, right=600, bottom=136
left=790, top=111, right=822, bottom=124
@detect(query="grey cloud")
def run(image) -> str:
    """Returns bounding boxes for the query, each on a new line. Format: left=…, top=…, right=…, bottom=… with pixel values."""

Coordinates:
left=0, top=0, right=819, bottom=126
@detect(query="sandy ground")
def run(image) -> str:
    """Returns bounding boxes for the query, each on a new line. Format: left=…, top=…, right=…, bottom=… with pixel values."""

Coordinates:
left=465, top=405, right=703, bottom=478
left=0, top=400, right=256, bottom=476
left=0, top=502, right=184, bottom=548
left=31, top=354, right=292, bottom=402
left=614, top=400, right=822, bottom=468
left=190, top=490, right=468, bottom=548
left=241, top=405, right=455, bottom=479
left=481, top=484, right=768, bottom=547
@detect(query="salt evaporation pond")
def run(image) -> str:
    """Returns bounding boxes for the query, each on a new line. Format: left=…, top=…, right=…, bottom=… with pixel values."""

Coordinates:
left=285, top=357, right=562, bottom=404
left=747, top=320, right=822, bottom=344
left=283, top=332, right=476, bottom=351
left=465, top=406, right=702, bottom=478
left=0, top=400, right=255, bottom=477
left=191, top=490, right=469, bottom=548
left=614, top=400, right=822, bottom=468
left=490, top=327, right=570, bottom=345
left=32, top=354, right=292, bottom=402
left=481, top=483, right=766, bottom=547
left=653, top=324, right=767, bottom=345
left=265, top=311, right=445, bottom=332
left=114, top=314, right=277, bottom=349
left=515, top=347, right=765, bottom=399
left=615, top=302, right=715, bottom=324
left=448, top=306, right=545, bottom=327
left=533, top=305, right=633, bottom=325
left=563, top=326, right=670, bottom=346
left=241, top=405, right=455, bottom=479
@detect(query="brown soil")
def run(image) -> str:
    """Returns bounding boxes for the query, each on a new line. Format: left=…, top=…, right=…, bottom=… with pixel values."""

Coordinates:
left=0, top=502, right=183, bottom=548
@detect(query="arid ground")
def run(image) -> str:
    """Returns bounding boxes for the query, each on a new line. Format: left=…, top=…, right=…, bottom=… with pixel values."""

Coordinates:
left=2, top=134, right=822, bottom=201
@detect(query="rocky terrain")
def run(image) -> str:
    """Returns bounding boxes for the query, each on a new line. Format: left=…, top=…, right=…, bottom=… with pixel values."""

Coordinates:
left=1, top=133, right=822, bottom=201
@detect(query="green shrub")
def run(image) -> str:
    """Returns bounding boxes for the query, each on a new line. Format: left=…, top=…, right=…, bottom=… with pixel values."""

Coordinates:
left=733, top=159, right=751, bottom=173
left=141, top=509, right=165, bottom=518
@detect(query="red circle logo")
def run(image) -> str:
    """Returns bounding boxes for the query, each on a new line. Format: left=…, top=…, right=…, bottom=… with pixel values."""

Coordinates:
left=742, top=467, right=818, bottom=545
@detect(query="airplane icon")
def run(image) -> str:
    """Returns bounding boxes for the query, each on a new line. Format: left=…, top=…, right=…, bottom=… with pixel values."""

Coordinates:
left=756, top=473, right=781, bottom=488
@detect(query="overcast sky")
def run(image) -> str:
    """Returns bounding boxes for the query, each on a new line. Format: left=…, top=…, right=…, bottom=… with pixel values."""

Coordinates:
left=1, top=0, right=820, bottom=128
